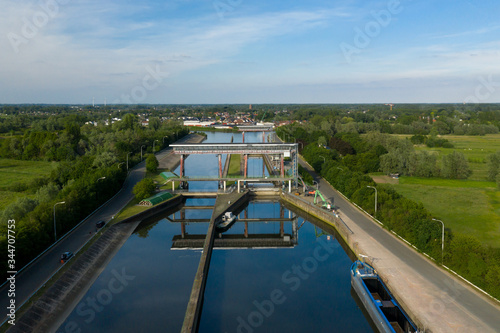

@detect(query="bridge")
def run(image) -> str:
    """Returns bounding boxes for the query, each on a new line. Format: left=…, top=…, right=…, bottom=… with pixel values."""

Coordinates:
left=236, top=125, right=274, bottom=143
left=170, top=211, right=299, bottom=249
left=169, top=143, right=299, bottom=189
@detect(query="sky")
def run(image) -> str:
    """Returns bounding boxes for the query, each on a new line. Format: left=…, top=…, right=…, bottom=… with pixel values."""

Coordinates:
left=0, top=0, right=499, bottom=104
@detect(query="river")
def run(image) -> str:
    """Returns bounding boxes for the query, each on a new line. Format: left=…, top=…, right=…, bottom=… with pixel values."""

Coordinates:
left=58, top=131, right=374, bottom=332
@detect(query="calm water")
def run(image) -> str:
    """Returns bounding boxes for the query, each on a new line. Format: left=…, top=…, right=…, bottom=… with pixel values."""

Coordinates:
left=176, top=131, right=271, bottom=192
left=58, top=131, right=373, bottom=333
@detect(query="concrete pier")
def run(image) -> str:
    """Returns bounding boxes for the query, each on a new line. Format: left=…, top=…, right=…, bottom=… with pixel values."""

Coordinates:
left=181, top=191, right=249, bottom=333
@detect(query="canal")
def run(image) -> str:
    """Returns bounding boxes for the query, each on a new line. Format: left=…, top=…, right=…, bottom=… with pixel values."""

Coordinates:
left=58, top=131, right=374, bottom=332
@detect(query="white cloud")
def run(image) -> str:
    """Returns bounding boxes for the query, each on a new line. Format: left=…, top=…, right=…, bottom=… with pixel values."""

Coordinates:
left=0, top=3, right=344, bottom=102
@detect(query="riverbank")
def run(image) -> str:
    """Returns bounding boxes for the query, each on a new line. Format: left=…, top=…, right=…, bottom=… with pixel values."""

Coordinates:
left=9, top=195, right=184, bottom=333
left=283, top=165, right=500, bottom=333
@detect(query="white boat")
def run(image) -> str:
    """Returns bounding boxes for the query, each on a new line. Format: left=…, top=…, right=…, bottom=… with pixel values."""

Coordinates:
left=217, top=212, right=237, bottom=229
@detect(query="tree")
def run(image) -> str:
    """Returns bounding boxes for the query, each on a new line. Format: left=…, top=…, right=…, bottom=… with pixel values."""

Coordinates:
left=149, top=117, right=161, bottom=131
left=146, top=154, right=159, bottom=173
left=317, top=136, right=327, bottom=147
left=133, top=178, right=156, bottom=201
left=441, top=152, right=472, bottom=179
left=92, top=151, right=118, bottom=169
left=487, top=151, right=500, bottom=182
left=1, top=197, right=38, bottom=222
left=35, top=183, right=59, bottom=204
left=329, top=137, right=355, bottom=155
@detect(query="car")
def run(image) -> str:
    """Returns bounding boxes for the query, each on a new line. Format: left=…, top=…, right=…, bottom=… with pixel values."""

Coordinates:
left=60, top=251, right=73, bottom=263
left=96, top=220, right=105, bottom=229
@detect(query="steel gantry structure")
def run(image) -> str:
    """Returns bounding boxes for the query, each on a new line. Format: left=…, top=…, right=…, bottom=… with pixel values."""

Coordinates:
left=170, top=142, right=299, bottom=188
left=237, top=125, right=274, bottom=143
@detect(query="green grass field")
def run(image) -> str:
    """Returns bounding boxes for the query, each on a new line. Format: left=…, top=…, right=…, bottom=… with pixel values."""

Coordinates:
left=383, top=134, right=500, bottom=247
left=393, top=178, right=500, bottom=247
left=0, top=158, right=55, bottom=209
left=395, top=134, right=500, bottom=181
left=0, top=191, right=36, bottom=211
left=0, top=158, right=55, bottom=189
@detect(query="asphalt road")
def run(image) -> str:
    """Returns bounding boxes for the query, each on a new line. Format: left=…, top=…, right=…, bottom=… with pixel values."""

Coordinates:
left=299, top=159, right=500, bottom=331
left=0, top=134, right=201, bottom=322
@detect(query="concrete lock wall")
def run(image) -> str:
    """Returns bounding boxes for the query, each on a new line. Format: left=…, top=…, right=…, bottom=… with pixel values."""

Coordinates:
left=279, top=192, right=352, bottom=245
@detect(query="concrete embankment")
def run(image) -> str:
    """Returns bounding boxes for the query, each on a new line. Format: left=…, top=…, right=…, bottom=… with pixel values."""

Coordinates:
left=158, top=134, right=206, bottom=171
left=262, top=154, right=278, bottom=176
left=281, top=190, right=500, bottom=333
left=181, top=190, right=249, bottom=333
left=222, top=154, right=231, bottom=177
left=10, top=196, right=184, bottom=333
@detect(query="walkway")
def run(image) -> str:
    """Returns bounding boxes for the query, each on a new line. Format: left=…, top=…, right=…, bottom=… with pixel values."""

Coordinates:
left=181, top=191, right=249, bottom=333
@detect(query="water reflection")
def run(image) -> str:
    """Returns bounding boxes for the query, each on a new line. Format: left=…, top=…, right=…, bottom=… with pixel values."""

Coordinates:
left=169, top=203, right=299, bottom=250
left=198, top=201, right=372, bottom=333
left=173, top=131, right=272, bottom=192
left=58, top=130, right=373, bottom=332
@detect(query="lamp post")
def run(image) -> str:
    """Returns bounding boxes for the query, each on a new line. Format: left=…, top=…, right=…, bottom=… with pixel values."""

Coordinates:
left=366, top=186, right=377, bottom=216
left=153, top=140, right=159, bottom=154
left=96, top=177, right=106, bottom=203
left=163, top=136, right=169, bottom=144
left=53, top=201, right=66, bottom=242
left=126, top=152, right=131, bottom=171
left=319, top=155, right=326, bottom=163
left=432, top=218, right=445, bottom=263
left=118, top=162, right=125, bottom=169
left=141, top=145, right=146, bottom=160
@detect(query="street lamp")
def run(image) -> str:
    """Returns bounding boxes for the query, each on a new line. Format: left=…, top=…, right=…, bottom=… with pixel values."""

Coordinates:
left=432, top=218, right=445, bottom=263
left=366, top=186, right=377, bottom=216
left=141, top=145, right=146, bottom=160
left=319, top=155, right=326, bottom=163
left=53, top=201, right=66, bottom=242
left=96, top=177, right=106, bottom=203
left=153, top=139, right=159, bottom=153
left=117, top=162, right=125, bottom=169
left=336, top=167, right=344, bottom=171
left=126, top=152, right=131, bottom=171
left=163, top=136, right=169, bottom=144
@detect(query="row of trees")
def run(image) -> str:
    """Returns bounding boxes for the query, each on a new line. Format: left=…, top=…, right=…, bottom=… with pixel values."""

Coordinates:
left=277, top=123, right=500, bottom=299
left=0, top=112, right=188, bottom=280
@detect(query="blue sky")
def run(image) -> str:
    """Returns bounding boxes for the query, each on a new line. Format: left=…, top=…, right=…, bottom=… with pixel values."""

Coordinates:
left=1, top=0, right=499, bottom=104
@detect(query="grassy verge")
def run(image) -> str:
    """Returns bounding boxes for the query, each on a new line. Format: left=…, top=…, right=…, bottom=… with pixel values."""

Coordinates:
left=393, top=178, right=500, bottom=247
left=111, top=198, right=149, bottom=223
left=228, top=154, right=241, bottom=176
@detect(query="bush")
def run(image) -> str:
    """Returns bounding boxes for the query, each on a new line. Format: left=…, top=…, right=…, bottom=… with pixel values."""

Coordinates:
left=146, top=154, right=159, bottom=173
left=133, top=178, right=156, bottom=201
